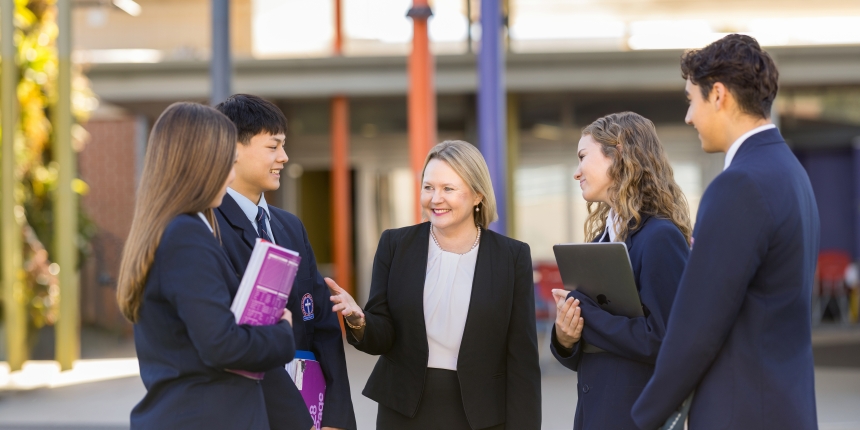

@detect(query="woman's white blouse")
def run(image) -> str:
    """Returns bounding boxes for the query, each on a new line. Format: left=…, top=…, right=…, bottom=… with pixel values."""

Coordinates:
left=423, top=235, right=479, bottom=371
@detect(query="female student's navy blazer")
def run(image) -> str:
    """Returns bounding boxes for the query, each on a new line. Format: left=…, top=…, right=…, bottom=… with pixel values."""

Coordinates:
left=349, top=222, right=542, bottom=430
left=131, top=214, right=296, bottom=430
left=550, top=215, right=689, bottom=430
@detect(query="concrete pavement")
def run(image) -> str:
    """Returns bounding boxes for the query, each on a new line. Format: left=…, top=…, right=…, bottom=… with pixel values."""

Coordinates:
left=1, top=327, right=858, bottom=430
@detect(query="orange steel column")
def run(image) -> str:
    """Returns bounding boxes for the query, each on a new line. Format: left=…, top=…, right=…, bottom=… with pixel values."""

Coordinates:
left=407, top=0, right=436, bottom=223
left=331, top=0, right=353, bottom=302
left=334, top=0, right=343, bottom=53
left=331, top=96, right=352, bottom=295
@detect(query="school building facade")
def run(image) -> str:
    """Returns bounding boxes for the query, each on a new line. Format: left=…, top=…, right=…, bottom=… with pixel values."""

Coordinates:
left=76, top=46, right=860, bottom=331
left=72, top=0, right=860, bottom=331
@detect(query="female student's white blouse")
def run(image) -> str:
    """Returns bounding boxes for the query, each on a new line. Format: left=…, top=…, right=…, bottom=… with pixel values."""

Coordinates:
left=423, top=236, right=479, bottom=371
left=197, top=212, right=214, bottom=232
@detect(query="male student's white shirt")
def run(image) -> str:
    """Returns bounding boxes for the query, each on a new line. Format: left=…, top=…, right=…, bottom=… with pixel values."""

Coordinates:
left=226, top=187, right=276, bottom=244
left=723, top=124, right=776, bottom=171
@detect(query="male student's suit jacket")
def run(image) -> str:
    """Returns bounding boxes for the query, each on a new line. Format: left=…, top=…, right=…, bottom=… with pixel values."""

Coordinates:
left=348, top=222, right=542, bottom=430
left=632, top=128, right=821, bottom=430
left=132, top=214, right=296, bottom=430
left=550, top=215, right=689, bottom=430
left=216, top=194, right=357, bottom=430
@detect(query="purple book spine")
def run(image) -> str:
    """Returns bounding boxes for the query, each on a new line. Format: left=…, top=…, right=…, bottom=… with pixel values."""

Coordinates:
left=297, top=360, right=326, bottom=428
left=230, top=246, right=301, bottom=380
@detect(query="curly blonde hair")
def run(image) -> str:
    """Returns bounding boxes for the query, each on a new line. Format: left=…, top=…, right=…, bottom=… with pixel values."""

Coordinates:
left=581, top=112, right=692, bottom=243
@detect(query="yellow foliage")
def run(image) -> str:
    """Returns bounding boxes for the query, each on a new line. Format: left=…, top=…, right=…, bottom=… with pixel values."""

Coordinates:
left=1, top=0, right=97, bottom=331
left=71, top=178, right=89, bottom=196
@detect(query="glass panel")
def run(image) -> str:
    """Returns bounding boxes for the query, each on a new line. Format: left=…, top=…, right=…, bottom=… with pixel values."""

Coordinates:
left=252, top=0, right=334, bottom=58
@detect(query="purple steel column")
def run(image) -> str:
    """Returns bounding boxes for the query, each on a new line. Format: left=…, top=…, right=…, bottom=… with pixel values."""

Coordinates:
left=854, top=138, right=860, bottom=260
left=478, top=0, right=506, bottom=234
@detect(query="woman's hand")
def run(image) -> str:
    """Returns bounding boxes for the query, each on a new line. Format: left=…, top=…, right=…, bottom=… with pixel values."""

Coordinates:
left=552, top=289, right=584, bottom=349
left=326, top=277, right=365, bottom=331
left=280, top=308, right=293, bottom=327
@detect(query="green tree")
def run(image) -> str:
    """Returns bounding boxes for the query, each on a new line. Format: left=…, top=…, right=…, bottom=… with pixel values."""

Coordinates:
left=1, top=0, right=95, bottom=341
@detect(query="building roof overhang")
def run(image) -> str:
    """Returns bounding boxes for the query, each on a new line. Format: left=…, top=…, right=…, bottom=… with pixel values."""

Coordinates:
left=86, top=45, right=860, bottom=102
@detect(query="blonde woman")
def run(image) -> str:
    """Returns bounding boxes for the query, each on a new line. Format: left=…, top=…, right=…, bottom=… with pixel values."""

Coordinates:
left=327, top=141, right=541, bottom=429
left=116, top=102, right=296, bottom=429
left=551, top=112, right=692, bottom=429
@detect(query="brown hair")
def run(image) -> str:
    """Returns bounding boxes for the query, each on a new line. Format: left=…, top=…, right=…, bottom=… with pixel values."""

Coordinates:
left=681, top=34, right=779, bottom=119
left=581, top=112, right=692, bottom=243
left=117, top=102, right=237, bottom=323
left=421, top=140, right=498, bottom=229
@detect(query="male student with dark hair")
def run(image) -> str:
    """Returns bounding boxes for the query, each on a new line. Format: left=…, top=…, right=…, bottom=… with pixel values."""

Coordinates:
left=214, top=94, right=356, bottom=430
left=631, top=34, right=820, bottom=430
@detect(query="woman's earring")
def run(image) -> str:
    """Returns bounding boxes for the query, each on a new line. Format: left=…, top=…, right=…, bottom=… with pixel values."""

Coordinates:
left=475, top=206, right=480, bottom=212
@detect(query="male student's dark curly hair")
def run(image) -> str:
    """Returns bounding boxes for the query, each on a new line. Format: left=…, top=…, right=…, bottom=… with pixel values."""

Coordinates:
left=215, top=94, right=287, bottom=145
left=681, top=34, right=779, bottom=119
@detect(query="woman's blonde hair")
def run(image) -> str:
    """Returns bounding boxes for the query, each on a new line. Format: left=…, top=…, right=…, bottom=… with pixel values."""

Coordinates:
left=581, top=112, right=692, bottom=243
left=117, top=102, right=237, bottom=323
left=421, top=140, right=498, bottom=229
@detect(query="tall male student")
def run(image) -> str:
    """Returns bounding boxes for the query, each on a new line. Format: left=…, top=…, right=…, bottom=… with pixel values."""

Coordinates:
left=215, top=94, right=356, bottom=430
left=631, top=34, right=820, bottom=430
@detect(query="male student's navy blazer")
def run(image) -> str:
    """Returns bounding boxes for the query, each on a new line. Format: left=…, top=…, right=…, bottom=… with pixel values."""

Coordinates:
left=131, top=214, right=296, bottom=430
left=550, top=215, right=689, bottom=430
left=632, top=128, right=820, bottom=430
left=216, top=193, right=357, bottom=430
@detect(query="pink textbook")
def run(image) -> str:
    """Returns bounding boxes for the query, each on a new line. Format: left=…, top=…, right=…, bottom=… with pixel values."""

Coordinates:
left=228, top=238, right=301, bottom=380
left=286, top=351, right=327, bottom=428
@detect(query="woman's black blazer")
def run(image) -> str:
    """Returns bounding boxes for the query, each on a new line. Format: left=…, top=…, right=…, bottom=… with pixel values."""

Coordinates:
left=348, top=222, right=542, bottom=430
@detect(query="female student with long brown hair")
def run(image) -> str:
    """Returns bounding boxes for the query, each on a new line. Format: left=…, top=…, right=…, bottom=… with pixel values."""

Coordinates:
left=551, top=112, right=692, bottom=429
left=116, top=102, right=296, bottom=429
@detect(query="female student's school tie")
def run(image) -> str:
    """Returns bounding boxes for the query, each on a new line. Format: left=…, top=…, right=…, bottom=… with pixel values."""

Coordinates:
left=255, top=206, right=272, bottom=242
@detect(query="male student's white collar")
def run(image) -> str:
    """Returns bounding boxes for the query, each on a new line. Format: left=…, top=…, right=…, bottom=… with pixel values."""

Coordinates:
left=227, top=187, right=271, bottom=220
left=723, top=124, right=776, bottom=171
left=226, top=187, right=275, bottom=243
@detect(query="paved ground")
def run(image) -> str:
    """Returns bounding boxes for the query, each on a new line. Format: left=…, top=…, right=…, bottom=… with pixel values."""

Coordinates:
left=1, top=325, right=858, bottom=430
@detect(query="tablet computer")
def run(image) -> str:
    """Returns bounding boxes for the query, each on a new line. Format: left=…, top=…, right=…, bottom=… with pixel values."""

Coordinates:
left=552, top=242, right=644, bottom=318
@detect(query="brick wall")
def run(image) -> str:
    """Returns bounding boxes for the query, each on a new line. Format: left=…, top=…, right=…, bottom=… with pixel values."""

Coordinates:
left=78, top=117, right=139, bottom=333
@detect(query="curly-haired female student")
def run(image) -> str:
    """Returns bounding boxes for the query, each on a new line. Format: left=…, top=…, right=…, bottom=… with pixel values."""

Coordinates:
left=552, top=112, right=691, bottom=430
